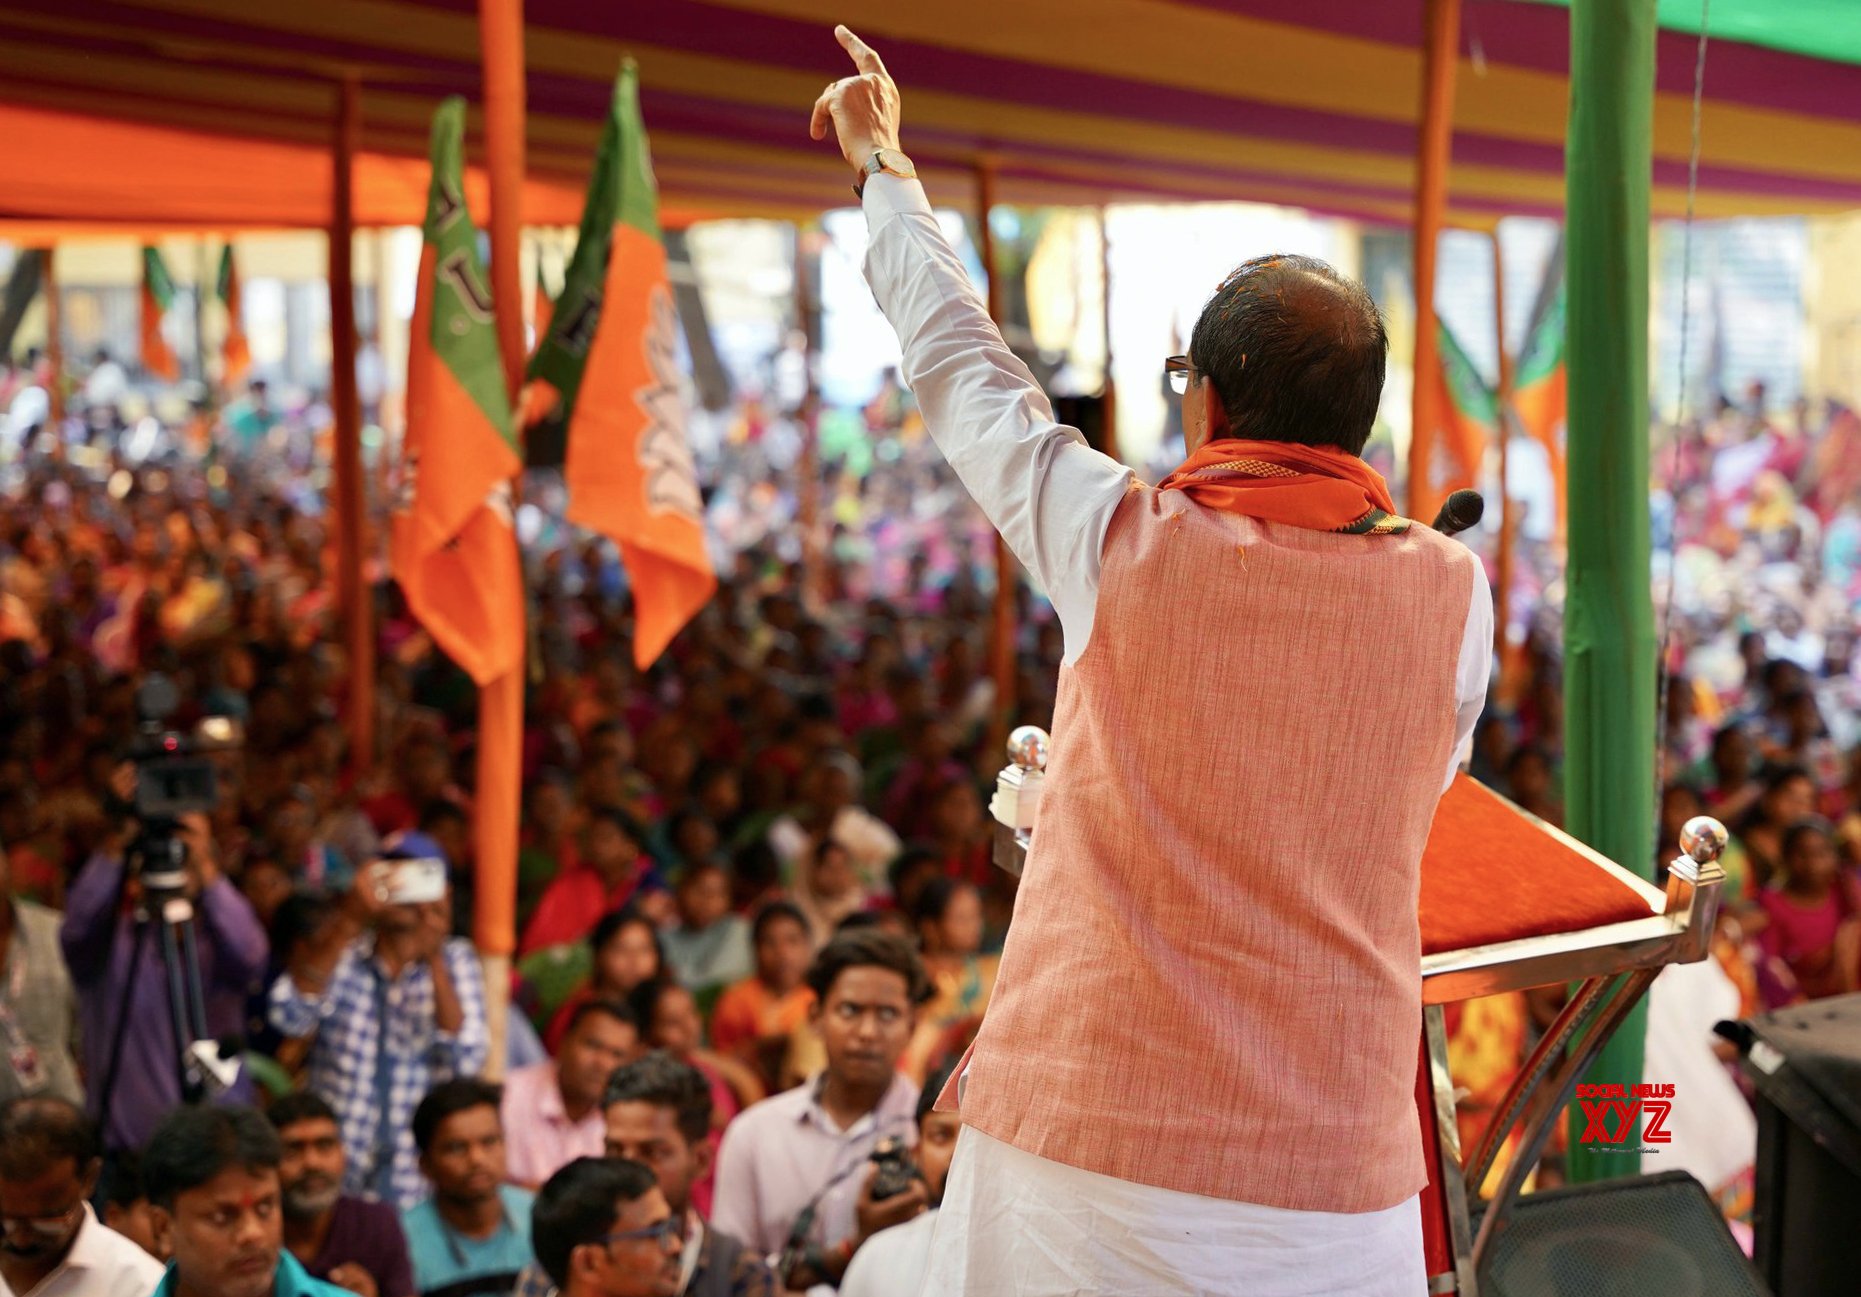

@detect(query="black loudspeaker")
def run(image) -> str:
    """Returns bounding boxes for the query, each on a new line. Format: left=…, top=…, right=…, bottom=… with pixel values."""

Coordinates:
left=1476, top=1170, right=1768, bottom=1296
left=1724, top=992, right=1861, bottom=1297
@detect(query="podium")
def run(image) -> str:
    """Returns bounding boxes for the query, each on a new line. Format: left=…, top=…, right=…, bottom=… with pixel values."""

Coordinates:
left=990, top=735, right=1734, bottom=1295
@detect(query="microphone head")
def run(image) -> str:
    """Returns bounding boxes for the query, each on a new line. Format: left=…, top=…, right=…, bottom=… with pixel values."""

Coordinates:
left=1432, top=489, right=1485, bottom=536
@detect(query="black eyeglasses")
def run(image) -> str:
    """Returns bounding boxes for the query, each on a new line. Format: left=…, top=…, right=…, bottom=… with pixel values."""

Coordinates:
left=593, top=1217, right=685, bottom=1251
left=1165, top=355, right=1199, bottom=396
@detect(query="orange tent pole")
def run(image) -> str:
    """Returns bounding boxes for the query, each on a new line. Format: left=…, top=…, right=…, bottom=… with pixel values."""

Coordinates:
left=331, top=75, right=374, bottom=778
left=475, top=0, right=527, bottom=1077
left=41, top=248, right=63, bottom=433
left=1407, top=0, right=1462, bottom=520
left=1099, top=206, right=1120, bottom=465
left=1491, top=228, right=1513, bottom=696
left=976, top=158, right=1017, bottom=760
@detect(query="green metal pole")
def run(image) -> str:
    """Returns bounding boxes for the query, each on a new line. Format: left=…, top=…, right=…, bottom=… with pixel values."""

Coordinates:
left=1563, top=0, right=1656, bottom=1182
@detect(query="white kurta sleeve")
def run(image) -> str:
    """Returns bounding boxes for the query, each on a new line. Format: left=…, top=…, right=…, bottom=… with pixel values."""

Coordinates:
left=861, top=174, right=1132, bottom=665
left=1448, top=563, right=1495, bottom=790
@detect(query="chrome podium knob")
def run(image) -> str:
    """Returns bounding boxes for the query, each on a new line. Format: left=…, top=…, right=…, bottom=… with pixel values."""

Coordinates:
left=1006, top=725, right=1050, bottom=772
left=1679, top=816, right=1729, bottom=865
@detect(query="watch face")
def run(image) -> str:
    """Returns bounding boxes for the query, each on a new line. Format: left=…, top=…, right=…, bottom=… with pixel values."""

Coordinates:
left=879, top=149, right=917, bottom=180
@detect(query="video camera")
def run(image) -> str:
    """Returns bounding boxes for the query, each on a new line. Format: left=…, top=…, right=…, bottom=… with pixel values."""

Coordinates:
left=125, top=673, right=241, bottom=901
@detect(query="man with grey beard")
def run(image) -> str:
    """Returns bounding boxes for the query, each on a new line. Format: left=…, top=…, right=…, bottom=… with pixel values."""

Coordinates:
left=270, top=1093, right=416, bottom=1297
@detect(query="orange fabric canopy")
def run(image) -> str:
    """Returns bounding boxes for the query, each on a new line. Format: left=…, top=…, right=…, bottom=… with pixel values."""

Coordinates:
left=0, top=103, right=586, bottom=238
left=0, top=0, right=1856, bottom=231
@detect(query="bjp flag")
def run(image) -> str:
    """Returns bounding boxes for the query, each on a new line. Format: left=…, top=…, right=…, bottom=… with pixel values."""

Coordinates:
left=528, top=63, right=715, bottom=668
left=390, top=97, right=525, bottom=688
left=140, top=246, right=179, bottom=381
left=1512, top=277, right=1567, bottom=534
left=217, top=246, right=251, bottom=389
left=1432, top=316, right=1499, bottom=499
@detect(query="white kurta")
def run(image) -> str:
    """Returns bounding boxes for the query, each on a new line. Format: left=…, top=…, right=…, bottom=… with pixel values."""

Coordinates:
left=860, top=173, right=1483, bottom=1297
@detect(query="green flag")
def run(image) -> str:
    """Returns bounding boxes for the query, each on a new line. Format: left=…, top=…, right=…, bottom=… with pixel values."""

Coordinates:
left=1432, top=318, right=1497, bottom=488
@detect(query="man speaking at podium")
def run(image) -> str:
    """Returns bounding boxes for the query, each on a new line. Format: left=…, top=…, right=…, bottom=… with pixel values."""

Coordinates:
left=812, top=26, right=1491, bottom=1296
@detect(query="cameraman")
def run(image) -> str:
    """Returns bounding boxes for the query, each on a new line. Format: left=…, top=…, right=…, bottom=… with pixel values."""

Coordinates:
left=711, top=931, right=929, bottom=1290
left=61, top=809, right=268, bottom=1152
left=269, top=832, right=488, bottom=1209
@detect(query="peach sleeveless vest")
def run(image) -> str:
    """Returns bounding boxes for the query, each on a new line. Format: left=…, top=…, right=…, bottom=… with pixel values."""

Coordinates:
left=952, top=483, right=1477, bottom=1213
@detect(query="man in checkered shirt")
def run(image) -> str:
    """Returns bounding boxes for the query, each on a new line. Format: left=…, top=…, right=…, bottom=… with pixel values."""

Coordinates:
left=270, top=831, right=488, bottom=1209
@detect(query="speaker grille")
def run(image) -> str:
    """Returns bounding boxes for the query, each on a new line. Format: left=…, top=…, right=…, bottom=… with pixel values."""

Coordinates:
left=1479, top=1171, right=1768, bottom=1297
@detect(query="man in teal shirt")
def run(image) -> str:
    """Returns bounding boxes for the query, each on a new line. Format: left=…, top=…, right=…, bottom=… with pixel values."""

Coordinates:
left=144, top=1105, right=351, bottom=1297
left=400, top=1080, right=534, bottom=1297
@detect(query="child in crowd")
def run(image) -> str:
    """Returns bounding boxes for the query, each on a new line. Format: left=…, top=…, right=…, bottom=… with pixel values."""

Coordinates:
left=661, top=861, right=754, bottom=999
left=1758, top=818, right=1861, bottom=1003
left=709, top=901, right=815, bottom=1091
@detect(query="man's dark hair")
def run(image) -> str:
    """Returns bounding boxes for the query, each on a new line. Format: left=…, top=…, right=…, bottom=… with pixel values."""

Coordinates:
left=142, top=1106, right=282, bottom=1209
left=564, top=996, right=640, bottom=1040
left=602, top=1051, right=713, bottom=1146
left=532, top=1157, right=660, bottom=1289
left=1188, top=254, right=1387, bottom=455
left=106, top=1149, right=148, bottom=1210
left=909, top=876, right=970, bottom=929
left=917, top=1060, right=958, bottom=1128
left=268, top=893, right=335, bottom=962
left=590, top=806, right=647, bottom=846
left=0, top=1097, right=100, bottom=1180
left=751, top=898, right=810, bottom=947
left=805, top=929, right=933, bottom=1006
left=887, top=846, right=943, bottom=903
left=266, top=1090, right=338, bottom=1133
left=412, top=1078, right=504, bottom=1156
left=418, top=799, right=468, bottom=833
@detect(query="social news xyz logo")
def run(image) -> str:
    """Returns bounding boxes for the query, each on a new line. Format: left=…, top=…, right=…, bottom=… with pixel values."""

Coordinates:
left=1574, top=1082, right=1675, bottom=1152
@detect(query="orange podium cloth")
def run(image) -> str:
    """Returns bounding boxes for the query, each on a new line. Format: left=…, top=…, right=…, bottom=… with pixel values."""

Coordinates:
left=1419, top=774, right=1658, bottom=956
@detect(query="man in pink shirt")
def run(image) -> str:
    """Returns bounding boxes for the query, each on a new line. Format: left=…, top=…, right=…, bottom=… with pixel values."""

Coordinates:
left=503, top=1001, right=642, bottom=1189
left=710, top=932, right=930, bottom=1289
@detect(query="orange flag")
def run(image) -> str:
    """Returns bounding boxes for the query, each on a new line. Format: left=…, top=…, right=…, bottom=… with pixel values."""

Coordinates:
left=1511, top=277, right=1567, bottom=537
left=390, top=97, right=525, bottom=688
left=139, top=247, right=179, bottom=381
left=528, top=63, right=715, bottom=668
left=217, top=246, right=251, bottom=389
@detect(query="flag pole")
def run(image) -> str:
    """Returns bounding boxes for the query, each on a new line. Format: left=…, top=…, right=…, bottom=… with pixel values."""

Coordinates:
left=1407, top=0, right=1461, bottom=520
left=975, top=158, right=1017, bottom=761
left=42, top=248, right=63, bottom=435
left=1099, top=206, right=1120, bottom=465
left=476, top=0, right=528, bottom=1079
left=1490, top=229, right=1513, bottom=697
left=331, top=73, right=375, bottom=778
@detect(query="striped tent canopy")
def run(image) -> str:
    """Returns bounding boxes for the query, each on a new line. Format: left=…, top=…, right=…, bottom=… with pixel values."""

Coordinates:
left=0, top=0, right=1857, bottom=234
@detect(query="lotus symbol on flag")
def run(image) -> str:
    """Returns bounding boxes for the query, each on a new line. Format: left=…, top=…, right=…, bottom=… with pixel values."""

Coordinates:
left=636, top=283, right=702, bottom=523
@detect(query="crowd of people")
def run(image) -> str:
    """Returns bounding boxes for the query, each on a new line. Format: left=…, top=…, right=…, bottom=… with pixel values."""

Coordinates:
left=0, top=355, right=1026, bottom=1297
left=1, top=343, right=1858, bottom=1293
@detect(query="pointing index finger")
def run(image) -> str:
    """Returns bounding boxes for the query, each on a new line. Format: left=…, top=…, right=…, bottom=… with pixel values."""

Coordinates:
left=836, top=23, right=887, bottom=78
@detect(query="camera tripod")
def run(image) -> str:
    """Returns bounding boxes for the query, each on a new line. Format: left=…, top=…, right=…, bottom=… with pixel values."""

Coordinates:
left=94, top=823, right=241, bottom=1139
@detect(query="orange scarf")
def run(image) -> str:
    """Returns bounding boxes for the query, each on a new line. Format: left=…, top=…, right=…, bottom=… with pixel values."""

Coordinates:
left=1154, top=438, right=1402, bottom=533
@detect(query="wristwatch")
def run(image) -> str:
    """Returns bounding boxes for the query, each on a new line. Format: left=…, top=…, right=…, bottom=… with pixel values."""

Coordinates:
left=853, top=147, right=917, bottom=198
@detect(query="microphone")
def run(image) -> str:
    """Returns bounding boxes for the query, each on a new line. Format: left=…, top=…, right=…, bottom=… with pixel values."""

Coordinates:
left=1430, top=489, right=1484, bottom=537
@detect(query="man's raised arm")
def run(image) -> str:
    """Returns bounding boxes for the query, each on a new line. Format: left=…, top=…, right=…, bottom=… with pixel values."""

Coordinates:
left=812, top=26, right=1130, bottom=663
